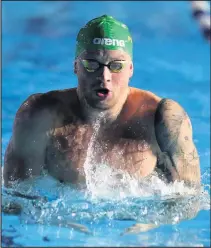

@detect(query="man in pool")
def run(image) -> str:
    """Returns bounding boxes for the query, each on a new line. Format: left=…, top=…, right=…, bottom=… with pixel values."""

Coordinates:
left=3, top=15, right=201, bottom=189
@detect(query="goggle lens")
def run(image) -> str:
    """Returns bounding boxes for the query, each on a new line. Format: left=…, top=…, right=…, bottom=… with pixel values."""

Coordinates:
left=81, top=60, right=126, bottom=73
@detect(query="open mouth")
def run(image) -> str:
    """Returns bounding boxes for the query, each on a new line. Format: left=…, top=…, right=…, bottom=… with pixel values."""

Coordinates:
left=95, top=88, right=110, bottom=98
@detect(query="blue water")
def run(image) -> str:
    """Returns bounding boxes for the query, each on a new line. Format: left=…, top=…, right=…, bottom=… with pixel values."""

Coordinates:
left=2, top=1, right=210, bottom=247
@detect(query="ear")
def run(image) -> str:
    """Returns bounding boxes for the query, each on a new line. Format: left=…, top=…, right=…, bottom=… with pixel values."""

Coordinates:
left=129, top=61, right=133, bottom=78
left=74, top=60, right=77, bottom=74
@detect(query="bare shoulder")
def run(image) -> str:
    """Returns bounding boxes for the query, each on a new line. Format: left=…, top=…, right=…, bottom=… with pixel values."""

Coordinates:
left=129, top=87, right=162, bottom=103
left=15, top=87, right=78, bottom=124
left=154, top=97, right=193, bottom=153
left=155, top=98, right=192, bottom=131
left=18, top=87, right=78, bottom=110
left=11, top=87, right=79, bottom=152
left=156, top=98, right=187, bottom=114
left=127, top=87, right=162, bottom=119
left=12, top=87, right=80, bottom=146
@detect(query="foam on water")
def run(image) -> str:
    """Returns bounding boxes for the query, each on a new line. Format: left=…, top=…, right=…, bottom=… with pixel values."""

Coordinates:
left=2, top=112, right=210, bottom=230
left=2, top=160, right=210, bottom=232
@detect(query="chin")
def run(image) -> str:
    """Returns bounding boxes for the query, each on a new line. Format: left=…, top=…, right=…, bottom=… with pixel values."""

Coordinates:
left=88, top=98, right=114, bottom=110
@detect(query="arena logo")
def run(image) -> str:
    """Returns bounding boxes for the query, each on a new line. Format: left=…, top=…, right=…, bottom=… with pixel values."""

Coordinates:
left=93, top=38, right=125, bottom=47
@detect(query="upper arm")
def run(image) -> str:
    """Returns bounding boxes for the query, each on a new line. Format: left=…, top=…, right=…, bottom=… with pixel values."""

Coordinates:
left=154, top=98, right=201, bottom=187
left=3, top=94, right=54, bottom=186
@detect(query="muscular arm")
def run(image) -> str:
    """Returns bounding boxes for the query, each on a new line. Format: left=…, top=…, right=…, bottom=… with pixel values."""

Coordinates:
left=123, top=98, right=201, bottom=235
left=3, top=94, right=54, bottom=187
left=154, top=98, right=201, bottom=187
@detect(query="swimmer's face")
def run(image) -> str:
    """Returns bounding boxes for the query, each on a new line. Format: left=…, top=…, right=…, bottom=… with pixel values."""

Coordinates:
left=74, top=49, right=133, bottom=110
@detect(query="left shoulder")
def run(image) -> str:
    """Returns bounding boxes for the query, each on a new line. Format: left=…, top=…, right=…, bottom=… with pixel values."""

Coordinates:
left=156, top=98, right=186, bottom=111
left=129, top=87, right=162, bottom=112
left=155, top=98, right=192, bottom=127
left=125, top=88, right=162, bottom=121
left=130, top=87, right=161, bottom=102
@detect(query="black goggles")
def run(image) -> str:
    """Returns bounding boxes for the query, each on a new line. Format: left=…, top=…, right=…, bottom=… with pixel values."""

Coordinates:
left=81, top=59, right=127, bottom=73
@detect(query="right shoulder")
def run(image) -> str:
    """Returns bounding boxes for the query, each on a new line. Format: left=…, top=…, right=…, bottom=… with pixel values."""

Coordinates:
left=14, top=90, right=62, bottom=129
left=14, top=88, right=78, bottom=127
left=16, top=88, right=76, bottom=116
left=15, top=92, right=56, bottom=120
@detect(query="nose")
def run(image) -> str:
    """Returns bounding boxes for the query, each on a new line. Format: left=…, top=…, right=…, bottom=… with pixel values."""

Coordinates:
left=97, top=66, right=111, bottom=87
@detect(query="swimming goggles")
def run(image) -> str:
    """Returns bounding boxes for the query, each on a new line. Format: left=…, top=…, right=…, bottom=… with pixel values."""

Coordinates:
left=81, top=59, right=127, bottom=73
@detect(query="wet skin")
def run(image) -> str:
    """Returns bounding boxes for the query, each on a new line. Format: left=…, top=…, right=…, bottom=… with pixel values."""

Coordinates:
left=3, top=50, right=201, bottom=188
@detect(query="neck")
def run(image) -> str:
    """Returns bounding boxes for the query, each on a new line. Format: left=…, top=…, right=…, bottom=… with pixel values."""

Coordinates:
left=77, top=88, right=130, bottom=125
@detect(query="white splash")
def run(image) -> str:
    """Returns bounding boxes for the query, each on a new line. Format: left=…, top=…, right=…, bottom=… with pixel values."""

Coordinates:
left=81, top=113, right=210, bottom=205
left=83, top=112, right=105, bottom=198
left=83, top=162, right=205, bottom=201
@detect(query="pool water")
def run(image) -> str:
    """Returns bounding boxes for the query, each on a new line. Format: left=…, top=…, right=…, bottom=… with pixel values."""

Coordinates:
left=2, top=1, right=210, bottom=247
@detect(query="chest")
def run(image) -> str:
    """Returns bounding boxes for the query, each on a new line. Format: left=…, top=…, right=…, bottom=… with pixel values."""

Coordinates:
left=46, top=121, right=158, bottom=182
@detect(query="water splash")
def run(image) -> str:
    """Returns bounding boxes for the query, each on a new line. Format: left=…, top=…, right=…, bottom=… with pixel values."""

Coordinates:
left=2, top=168, right=210, bottom=241
left=83, top=112, right=105, bottom=198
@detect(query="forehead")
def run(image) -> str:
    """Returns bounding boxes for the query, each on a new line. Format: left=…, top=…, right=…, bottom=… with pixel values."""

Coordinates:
left=80, top=49, right=131, bottom=61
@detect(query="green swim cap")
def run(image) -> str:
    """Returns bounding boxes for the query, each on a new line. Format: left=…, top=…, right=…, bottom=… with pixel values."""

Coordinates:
left=75, top=15, right=133, bottom=58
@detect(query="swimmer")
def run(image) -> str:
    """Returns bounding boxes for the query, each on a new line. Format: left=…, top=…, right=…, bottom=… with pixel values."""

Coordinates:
left=3, top=15, right=201, bottom=189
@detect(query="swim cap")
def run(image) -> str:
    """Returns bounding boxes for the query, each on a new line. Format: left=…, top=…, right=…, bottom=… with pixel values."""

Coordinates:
left=75, top=15, right=133, bottom=58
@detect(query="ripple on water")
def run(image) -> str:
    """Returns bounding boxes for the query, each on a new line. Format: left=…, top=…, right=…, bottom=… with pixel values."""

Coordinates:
left=2, top=166, right=210, bottom=231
